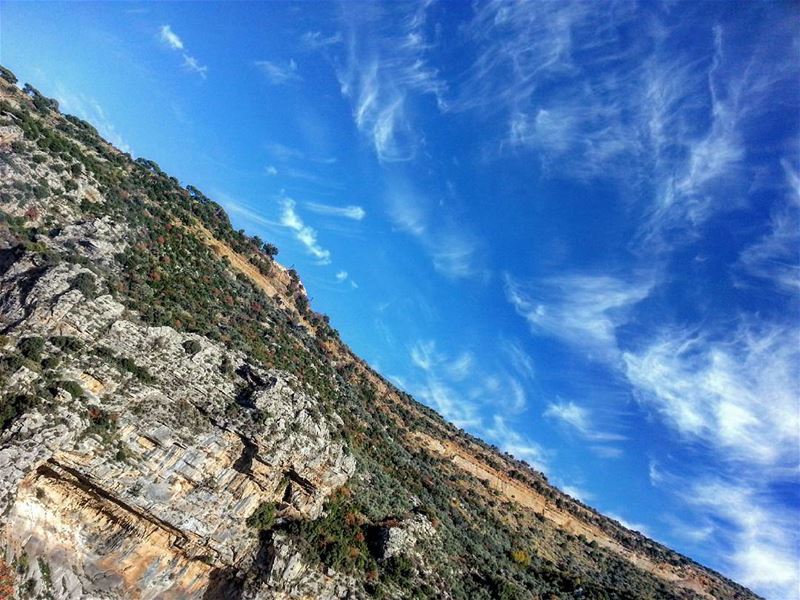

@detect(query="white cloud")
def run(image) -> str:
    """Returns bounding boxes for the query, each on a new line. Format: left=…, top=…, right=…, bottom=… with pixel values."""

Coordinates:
left=159, top=24, right=183, bottom=50
left=410, top=339, right=437, bottom=371
left=415, top=377, right=481, bottom=430
left=301, top=30, right=343, bottom=50
left=445, top=352, right=474, bottom=382
left=407, top=340, right=529, bottom=427
left=684, top=479, right=800, bottom=600
left=736, top=159, right=800, bottom=293
left=387, top=186, right=428, bottom=236
left=429, top=229, right=483, bottom=280
left=504, top=273, right=652, bottom=362
left=304, top=202, right=366, bottom=221
left=159, top=25, right=207, bottom=78
left=386, top=182, right=486, bottom=280
left=279, top=195, right=331, bottom=264
left=623, top=323, right=800, bottom=468
left=544, top=400, right=626, bottom=443
left=501, top=339, right=536, bottom=381
left=266, top=142, right=305, bottom=162
left=256, top=59, right=301, bottom=85
left=182, top=54, right=208, bottom=78
left=266, top=165, right=278, bottom=176
left=335, top=270, right=348, bottom=282
left=266, top=142, right=336, bottom=165
left=561, top=484, right=593, bottom=503
left=336, top=2, right=446, bottom=162
left=460, top=4, right=796, bottom=245
left=590, top=446, right=623, bottom=459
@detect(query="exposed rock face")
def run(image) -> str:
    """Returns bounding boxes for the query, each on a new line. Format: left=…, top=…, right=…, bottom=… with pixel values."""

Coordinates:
left=368, top=514, right=435, bottom=561
left=0, top=256, right=355, bottom=598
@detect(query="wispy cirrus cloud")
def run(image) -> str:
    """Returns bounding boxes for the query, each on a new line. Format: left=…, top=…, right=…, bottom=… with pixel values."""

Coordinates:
left=407, top=339, right=530, bottom=432
left=159, top=24, right=183, bottom=50
left=336, top=2, right=446, bottom=162
left=459, top=3, right=797, bottom=246
left=623, top=323, right=799, bottom=468
left=255, top=59, right=301, bottom=85
left=501, top=338, right=536, bottom=381
left=159, top=24, right=207, bottom=78
left=386, top=181, right=487, bottom=280
left=279, top=195, right=331, bottom=264
left=301, top=30, right=342, bottom=51
left=544, top=400, right=626, bottom=444
left=484, top=415, right=548, bottom=472
left=650, top=469, right=800, bottom=600
left=304, top=201, right=365, bottom=221
left=606, top=511, right=650, bottom=536
left=685, top=479, right=798, bottom=600
left=504, top=273, right=653, bottom=363
left=735, top=159, right=800, bottom=293
left=266, top=142, right=336, bottom=165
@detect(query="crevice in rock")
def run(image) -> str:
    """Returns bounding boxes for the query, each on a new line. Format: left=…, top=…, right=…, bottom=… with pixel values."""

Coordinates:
left=284, top=468, right=316, bottom=495
left=233, top=436, right=258, bottom=474
left=203, top=567, right=244, bottom=600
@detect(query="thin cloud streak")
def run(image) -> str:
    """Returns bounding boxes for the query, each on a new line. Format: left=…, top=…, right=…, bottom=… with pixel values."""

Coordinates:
left=544, top=400, right=626, bottom=443
left=255, top=59, right=301, bottom=85
left=159, top=24, right=183, bottom=50
left=386, top=181, right=487, bottom=280
left=159, top=24, right=207, bottom=78
left=304, top=201, right=366, bottom=221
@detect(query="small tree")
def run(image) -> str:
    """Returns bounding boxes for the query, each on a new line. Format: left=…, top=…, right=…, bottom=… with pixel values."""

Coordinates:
left=0, top=65, right=17, bottom=84
left=263, top=243, right=279, bottom=258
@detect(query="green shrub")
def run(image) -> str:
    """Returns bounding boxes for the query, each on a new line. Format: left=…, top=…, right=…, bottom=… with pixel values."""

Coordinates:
left=17, top=336, right=44, bottom=360
left=246, top=501, right=276, bottom=531
left=57, top=380, right=84, bottom=399
left=84, top=407, right=117, bottom=443
left=41, top=356, right=60, bottom=370
left=70, top=271, right=96, bottom=298
left=0, top=394, right=34, bottom=431
left=50, top=336, right=84, bottom=352
left=183, top=339, right=202, bottom=355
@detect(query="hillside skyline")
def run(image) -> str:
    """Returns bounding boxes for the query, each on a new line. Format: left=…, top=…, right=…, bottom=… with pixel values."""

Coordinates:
left=2, top=2, right=798, bottom=598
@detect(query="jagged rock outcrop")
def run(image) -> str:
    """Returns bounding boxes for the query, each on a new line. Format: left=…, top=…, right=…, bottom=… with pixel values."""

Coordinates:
left=0, top=254, right=355, bottom=598
left=368, top=514, right=435, bottom=561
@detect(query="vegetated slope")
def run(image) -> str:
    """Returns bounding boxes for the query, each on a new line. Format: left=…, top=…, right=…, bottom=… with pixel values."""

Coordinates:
left=0, top=67, right=759, bottom=600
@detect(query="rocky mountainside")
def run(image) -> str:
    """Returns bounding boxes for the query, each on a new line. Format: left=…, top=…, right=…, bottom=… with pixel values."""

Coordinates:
left=0, top=67, right=760, bottom=600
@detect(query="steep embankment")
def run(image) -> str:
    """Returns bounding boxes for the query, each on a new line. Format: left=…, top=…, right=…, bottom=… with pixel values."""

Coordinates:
left=0, top=68, right=759, bottom=600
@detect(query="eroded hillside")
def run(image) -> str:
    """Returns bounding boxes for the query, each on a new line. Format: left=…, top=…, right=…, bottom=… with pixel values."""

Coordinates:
left=0, top=67, right=760, bottom=600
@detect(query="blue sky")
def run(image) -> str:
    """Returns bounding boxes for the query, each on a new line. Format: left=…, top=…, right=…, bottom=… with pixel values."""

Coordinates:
left=2, top=1, right=798, bottom=596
